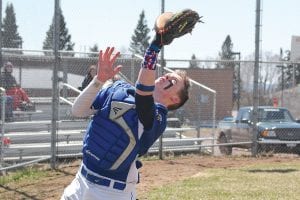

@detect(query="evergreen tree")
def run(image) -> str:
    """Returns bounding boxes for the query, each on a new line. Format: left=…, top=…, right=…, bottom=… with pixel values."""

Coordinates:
left=218, top=35, right=239, bottom=108
left=88, top=44, right=99, bottom=57
left=218, top=35, right=235, bottom=69
left=1, top=3, right=22, bottom=50
left=277, top=49, right=300, bottom=89
left=189, top=54, right=199, bottom=68
left=43, top=7, right=75, bottom=56
left=129, top=10, right=150, bottom=55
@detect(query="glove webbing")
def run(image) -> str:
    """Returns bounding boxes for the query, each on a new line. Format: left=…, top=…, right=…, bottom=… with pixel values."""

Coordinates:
left=157, top=12, right=203, bottom=45
left=158, top=11, right=197, bottom=34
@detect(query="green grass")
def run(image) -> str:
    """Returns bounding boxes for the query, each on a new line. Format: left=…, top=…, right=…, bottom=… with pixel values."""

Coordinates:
left=0, top=167, right=49, bottom=185
left=142, top=162, right=300, bottom=200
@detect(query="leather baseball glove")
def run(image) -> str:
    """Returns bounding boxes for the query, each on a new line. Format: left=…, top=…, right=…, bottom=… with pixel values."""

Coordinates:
left=154, top=9, right=203, bottom=45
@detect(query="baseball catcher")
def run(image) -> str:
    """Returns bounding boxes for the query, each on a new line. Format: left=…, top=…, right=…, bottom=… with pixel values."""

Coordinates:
left=61, top=9, right=202, bottom=200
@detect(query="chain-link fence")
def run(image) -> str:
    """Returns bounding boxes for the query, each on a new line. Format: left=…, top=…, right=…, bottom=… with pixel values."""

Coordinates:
left=2, top=49, right=300, bottom=171
left=1, top=0, right=300, bottom=173
left=214, top=59, right=300, bottom=156
left=0, top=47, right=219, bottom=170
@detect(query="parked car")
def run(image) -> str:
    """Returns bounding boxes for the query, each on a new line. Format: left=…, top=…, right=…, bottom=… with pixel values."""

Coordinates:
left=218, top=106, right=300, bottom=155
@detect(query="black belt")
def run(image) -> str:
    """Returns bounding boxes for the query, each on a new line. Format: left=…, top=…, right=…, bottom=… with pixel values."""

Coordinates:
left=80, top=167, right=126, bottom=191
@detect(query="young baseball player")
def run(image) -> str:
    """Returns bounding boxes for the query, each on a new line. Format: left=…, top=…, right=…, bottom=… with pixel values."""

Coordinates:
left=61, top=9, right=201, bottom=200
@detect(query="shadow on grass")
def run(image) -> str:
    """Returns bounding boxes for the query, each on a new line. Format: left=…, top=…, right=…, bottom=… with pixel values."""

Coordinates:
left=247, top=168, right=298, bottom=173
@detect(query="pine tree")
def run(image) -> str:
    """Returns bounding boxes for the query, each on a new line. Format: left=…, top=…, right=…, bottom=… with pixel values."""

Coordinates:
left=218, top=35, right=235, bottom=69
left=129, top=10, right=150, bottom=55
left=189, top=54, right=199, bottom=68
left=277, top=49, right=300, bottom=89
left=43, top=7, right=75, bottom=56
left=218, top=35, right=239, bottom=108
left=1, top=3, right=22, bottom=50
left=88, top=44, right=99, bottom=57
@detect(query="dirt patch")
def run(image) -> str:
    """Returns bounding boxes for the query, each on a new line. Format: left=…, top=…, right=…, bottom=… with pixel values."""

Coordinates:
left=0, top=154, right=299, bottom=200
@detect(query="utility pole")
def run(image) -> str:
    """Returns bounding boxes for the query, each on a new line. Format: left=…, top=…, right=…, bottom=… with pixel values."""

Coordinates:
left=252, top=0, right=261, bottom=156
left=0, top=0, right=2, bottom=70
left=231, top=52, right=241, bottom=110
left=293, top=64, right=296, bottom=87
left=51, top=0, right=60, bottom=169
left=158, top=0, right=165, bottom=160
left=279, top=48, right=284, bottom=107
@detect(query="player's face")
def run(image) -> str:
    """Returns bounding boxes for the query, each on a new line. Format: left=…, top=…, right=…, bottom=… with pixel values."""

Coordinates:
left=154, top=72, right=184, bottom=100
left=90, top=68, right=97, bottom=77
left=5, top=64, right=13, bottom=73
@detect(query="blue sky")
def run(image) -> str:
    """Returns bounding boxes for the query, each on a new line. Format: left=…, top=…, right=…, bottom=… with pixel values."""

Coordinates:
left=2, top=0, right=300, bottom=60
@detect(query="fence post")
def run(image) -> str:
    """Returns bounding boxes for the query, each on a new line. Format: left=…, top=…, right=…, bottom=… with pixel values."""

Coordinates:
left=212, top=92, right=216, bottom=155
left=51, top=0, right=61, bottom=169
left=252, top=0, right=261, bottom=156
left=0, top=0, right=2, bottom=70
left=0, top=87, right=6, bottom=168
left=158, top=0, right=165, bottom=160
left=130, top=54, right=135, bottom=83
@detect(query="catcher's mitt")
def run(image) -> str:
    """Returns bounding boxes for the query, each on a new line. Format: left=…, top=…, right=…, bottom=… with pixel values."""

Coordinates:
left=154, top=9, right=203, bottom=45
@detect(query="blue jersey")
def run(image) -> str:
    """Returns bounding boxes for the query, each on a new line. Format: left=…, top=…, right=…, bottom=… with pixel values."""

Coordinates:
left=82, top=80, right=167, bottom=182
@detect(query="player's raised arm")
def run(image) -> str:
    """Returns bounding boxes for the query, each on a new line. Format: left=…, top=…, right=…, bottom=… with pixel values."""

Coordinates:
left=135, top=9, right=201, bottom=129
left=72, top=47, right=122, bottom=117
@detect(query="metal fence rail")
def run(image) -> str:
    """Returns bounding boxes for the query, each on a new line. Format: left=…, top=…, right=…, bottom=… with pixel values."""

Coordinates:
left=0, top=0, right=300, bottom=173
left=1, top=47, right=300, bottom=171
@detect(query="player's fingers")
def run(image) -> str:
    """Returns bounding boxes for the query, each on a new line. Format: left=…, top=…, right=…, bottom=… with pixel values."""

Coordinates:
left=99, top=49, right=103, bottom=57
left=104, top=47, right=110, bottom=61
left=113, top=65, right=123, bottom=75
left=98, top=50, right=103, bottom=69
left=107, top=47, right=115, bottom=60
left=110, top=51, right=120, bottom=66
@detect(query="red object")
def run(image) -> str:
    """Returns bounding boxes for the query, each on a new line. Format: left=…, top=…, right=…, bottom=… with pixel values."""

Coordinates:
left=5, top=87, right=30, bottom=110
left=273, top=97, right=278, bottom=107
left=2, top=137, right=11, bottom=147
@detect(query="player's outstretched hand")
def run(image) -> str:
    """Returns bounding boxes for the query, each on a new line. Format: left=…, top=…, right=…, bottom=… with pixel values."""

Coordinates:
left=97, top=47, right=122, bottom=83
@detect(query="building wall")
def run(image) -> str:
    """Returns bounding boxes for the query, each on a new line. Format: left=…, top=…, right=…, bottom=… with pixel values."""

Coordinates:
left=185, top=68, right=234, bottom=121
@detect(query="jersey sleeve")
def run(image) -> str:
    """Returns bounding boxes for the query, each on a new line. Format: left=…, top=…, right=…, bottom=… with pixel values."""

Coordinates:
left=138, top=104, right=168, bottom=156
left=135, top=93, right=155, bottom=130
